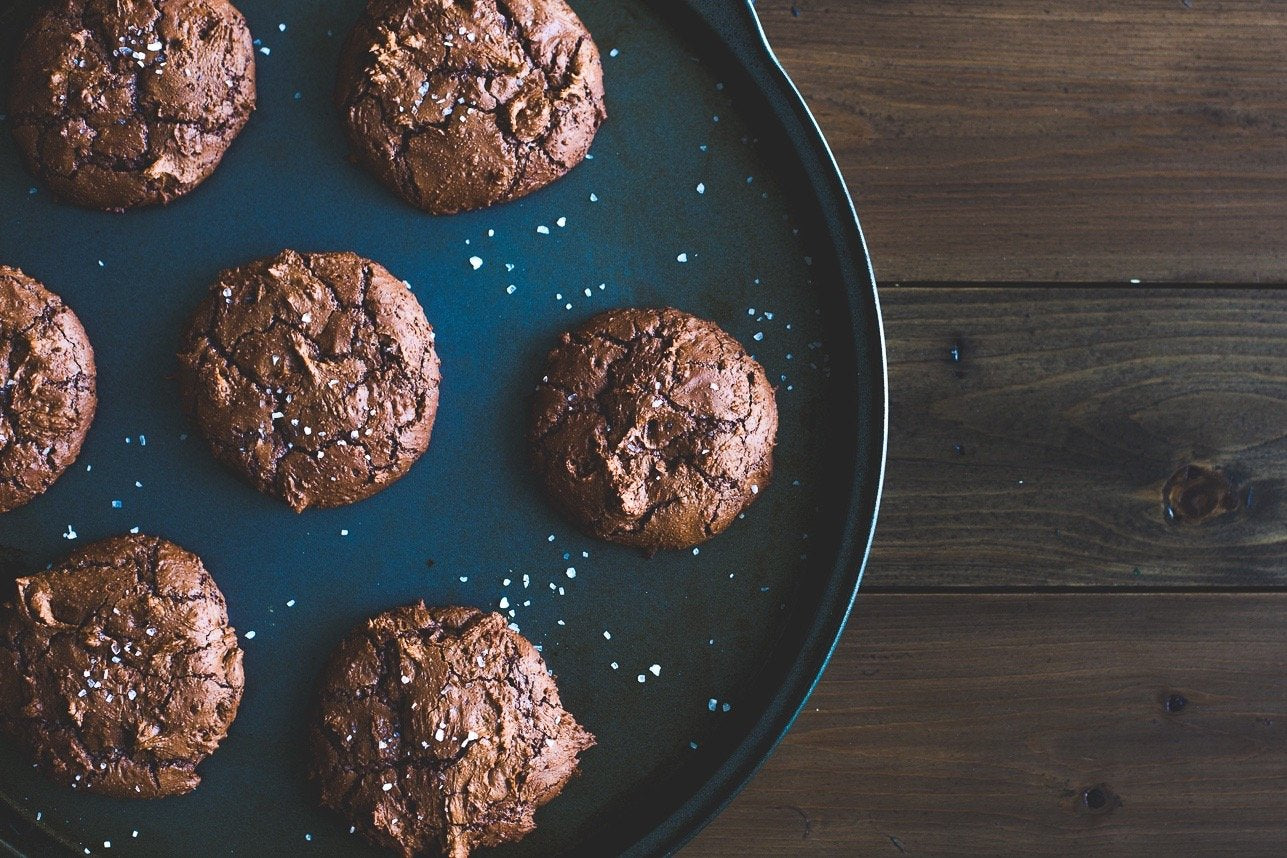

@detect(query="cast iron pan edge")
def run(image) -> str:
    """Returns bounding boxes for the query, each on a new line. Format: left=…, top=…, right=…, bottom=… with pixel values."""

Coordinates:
left=617, top=3, right=888, bottom=856
left=0, top=1, right=888, bottom=855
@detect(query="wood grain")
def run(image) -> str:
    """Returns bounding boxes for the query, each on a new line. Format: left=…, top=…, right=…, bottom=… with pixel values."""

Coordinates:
left=686, top=593, right=1287, bottom=855
left=756, top=1, right=1287, bottom=284
left=867, top=286, right=1287, bottom=588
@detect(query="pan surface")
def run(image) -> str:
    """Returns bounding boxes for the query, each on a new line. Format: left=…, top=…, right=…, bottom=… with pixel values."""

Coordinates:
left=0, top=1, right=886, bottom=855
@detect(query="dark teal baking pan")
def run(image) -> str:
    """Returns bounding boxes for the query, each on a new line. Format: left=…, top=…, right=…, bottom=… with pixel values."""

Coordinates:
left=0, top=0, right=886, bottom=854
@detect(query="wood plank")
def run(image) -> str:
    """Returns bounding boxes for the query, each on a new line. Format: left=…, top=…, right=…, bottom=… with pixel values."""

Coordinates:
left=867, top=286, right=1287, bottom=588
left=685, top=593, right=1287, bottom=855
left=757, top=2, right=1287, bottom=284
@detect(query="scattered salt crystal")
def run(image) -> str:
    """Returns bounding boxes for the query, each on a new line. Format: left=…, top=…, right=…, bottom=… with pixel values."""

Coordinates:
left=469, top=256, right=483, bottom=270
left=286, top=599, right=296, bottom=607
left=696, top=183, right=705, bottom=194
left=637, top=674, right=646, bottom=683
left=556, top=216, right=567, bottom=228
left=677, top=253, right=689, bottom=263
left=244, top=630, right=256, bottom=640
left=603, top=630, right=611, bottom=640
left=589, top=192, right=598, bottom=202
left=609, top=48, right=619, bottom=57
left=611, top=662, right=619, bottom=669
left=649, top=664, right=661, bottom=677
left=566, top=567, right=576, bottom=578
left=382, top=783, right=393, bottom=792
left=506, top=285, right=516, bottom=295
left=536, top=225, right=550, bottom=235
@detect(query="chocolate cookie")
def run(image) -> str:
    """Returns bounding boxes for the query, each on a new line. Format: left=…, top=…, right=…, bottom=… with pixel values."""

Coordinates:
left=530, top=307, right=778, bottom=550
left=0, top=267, right=96, bottom=513
left=0, top=534, right=244, bottom=798
left=178, top=250, right=441, bottom=512
left=336, top=0, right=606, bottom=214
left=311, top=603, right=594, bottom=858
left=9, top=0, right=256, bottom=211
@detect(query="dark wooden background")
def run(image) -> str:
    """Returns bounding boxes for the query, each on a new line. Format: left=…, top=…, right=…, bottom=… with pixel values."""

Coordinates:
left=687, top=2, right=1287, bottom=854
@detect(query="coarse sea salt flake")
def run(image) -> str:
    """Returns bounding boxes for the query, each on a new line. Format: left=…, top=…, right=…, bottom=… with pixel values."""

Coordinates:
left=677, top=253, right=689, bottom=263
left=649, top=664, right=661, bottom=676
left=469, top=256, right=483, bottom=270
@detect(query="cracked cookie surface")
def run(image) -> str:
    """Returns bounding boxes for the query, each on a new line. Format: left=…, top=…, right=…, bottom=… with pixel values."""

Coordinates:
left=178, top=250, right=441, bottom=512
left=530, top=307, right=778, bottom=551
left=311, top=603, right=594, bottom=858
left=336, top=0, right=606, bottom=214
left=0, top=534, right=244, bottom=798
left=9, top=0, right=256, bottom=211
left=0, top=267, right=96, bottom=513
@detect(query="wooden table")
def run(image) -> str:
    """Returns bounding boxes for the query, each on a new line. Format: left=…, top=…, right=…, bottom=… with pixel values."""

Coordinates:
left=687, top=3, right=1287, bottom=854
